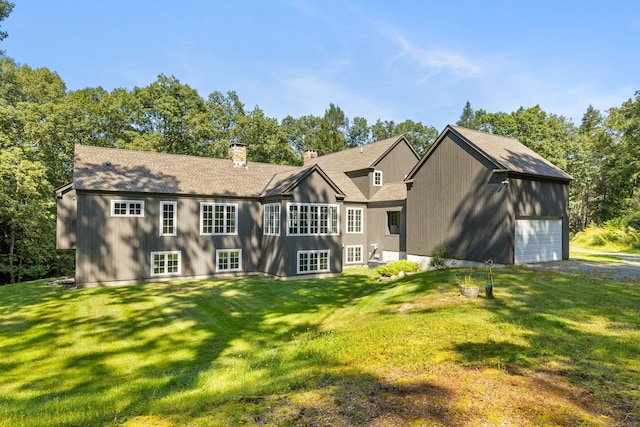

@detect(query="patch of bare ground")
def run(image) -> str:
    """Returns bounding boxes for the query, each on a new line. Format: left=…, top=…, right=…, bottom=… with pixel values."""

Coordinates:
left=249, top=364, right=620, bottom=426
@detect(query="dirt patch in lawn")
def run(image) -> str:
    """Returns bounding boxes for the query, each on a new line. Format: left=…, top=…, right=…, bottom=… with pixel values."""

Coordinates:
left=234, top=364, right=621, bottom=426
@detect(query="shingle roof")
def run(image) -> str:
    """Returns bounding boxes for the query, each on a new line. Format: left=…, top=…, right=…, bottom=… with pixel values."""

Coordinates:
left=306, top=136, right=406, bottom=172
left=368, top=182, right=407, bottom=202
left=73, top=145, right=301, bottom=197
left=450, top=126, right=572, bottom=181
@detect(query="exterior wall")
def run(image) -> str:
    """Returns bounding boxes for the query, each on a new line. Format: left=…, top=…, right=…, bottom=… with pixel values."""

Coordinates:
left=346, top=169, right=370, bottom=199
left=510, top=177, right=570, bottom=260
left=373, top=139, right=419, bottom=183
left=56, top=188, right=77, bottom=249
left=347, top=139, right=419, bottom=200
left=366, top=202, right=406, bottom=261
left=75, top=191, right=261, bottom=285
left=267, top=171, right=344, bottom=277
left=406, top=134, right=512, bottom=264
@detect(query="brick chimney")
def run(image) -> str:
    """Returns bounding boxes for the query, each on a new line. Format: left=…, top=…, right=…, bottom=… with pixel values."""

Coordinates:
left=229, top=143, right=247, bottom=167
left=303, top=150, right=318, bottom=166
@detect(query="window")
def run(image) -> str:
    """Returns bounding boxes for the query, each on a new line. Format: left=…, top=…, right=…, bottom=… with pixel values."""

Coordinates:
left=216, top=249, right=242, bottom=272
left=345, top=245, right=363, bottom=264
left=387, top=211, right=400, bottom=235
left=151, top=251, right=181, bottom=276
left=160, top=201, right=177, bottom=236
left=263, top=203, right=280, bottom=235
left=201, top=203, right=237, bottom=235
left=287, top=203, right=339, bottom=235
left=373, top=170, right=383, bottom=186
left=111, top=200, right=144, bottom=217
left=297, top=250, right=330, bottom=274
left=346, top=207, right=363, bottom=233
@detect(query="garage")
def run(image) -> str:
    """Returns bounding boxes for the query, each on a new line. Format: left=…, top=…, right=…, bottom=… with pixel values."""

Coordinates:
left=514, top=218, right=563, bottom=264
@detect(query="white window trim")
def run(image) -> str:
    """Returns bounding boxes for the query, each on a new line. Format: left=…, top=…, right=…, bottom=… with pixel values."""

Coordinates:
left=373, top=170, right=383, bottom=187
left=346, top=207, right=364, bottom=234
left=111, top=200, right=145, bottom=217
left=200, top=202, right=238, bottom=235
left=150, top=251, right=181, bottom=276
left=216, top=249, right=243, bottom=272
left=286, top=203, right=340, bottom=236
left=296, top=249, right=330, bottom=274
left=263, top=203, right=280, bottom=236
left=159, top=201, right=177, bottom=236
left=345, top=245, right=364, bottom=264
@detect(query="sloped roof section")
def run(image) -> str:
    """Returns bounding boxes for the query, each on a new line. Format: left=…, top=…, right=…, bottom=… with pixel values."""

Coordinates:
left=306, top=136, right=412, bottom=172
left=73, top=144, right=300, bottom=197
left=368, top=182, right=407, bottom=202
left=450, top=126, right=572, bottom=181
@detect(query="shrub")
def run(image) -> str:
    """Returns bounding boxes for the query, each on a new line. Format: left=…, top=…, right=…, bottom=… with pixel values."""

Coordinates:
left=376, top=260, right=419, bottom=277
left=429, top=247, right=450, bottom=269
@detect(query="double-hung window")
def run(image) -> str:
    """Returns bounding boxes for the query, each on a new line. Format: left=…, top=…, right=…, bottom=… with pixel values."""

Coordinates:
left=151, top=251, right=181, bottom=276
left=263, top=203, right=280, bottom=235
left=345, top=245, right=363, bottom=264
left=216, top=249, right=242, bottom=272
left=160, top=201, right=177, bottom=236
left=346, top=207, right=363, bottom=233
left=111, top=200, right=144, bottom=217
left=297, top=250, right=330, bottom=274
left=287, top=203, right=339, bottom=235
left=373, top=170, right=383, bottom=186
left=201, top=203, right=238, bottom=235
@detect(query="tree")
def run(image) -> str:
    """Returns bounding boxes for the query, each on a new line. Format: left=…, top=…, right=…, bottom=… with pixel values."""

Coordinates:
left=394, top=120, right=438, bottom=155
left=128, top=74, right=211, bottom=156
left=0, top=148, right=54, bottom=284
left=317, top=103, right=348, bottom=154
left=0, top=1, right=14, bottom=45
left=234, top=106, right=298, bottom=165
left=281, top=114, right=323, bottom=157
left=456, top=100, right=477, bottom=128
left=345, top=116, right=371, bottom=147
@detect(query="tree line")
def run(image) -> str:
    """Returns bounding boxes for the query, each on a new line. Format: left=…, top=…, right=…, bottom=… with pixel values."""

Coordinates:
left=1, top=2, right=639, bottom=283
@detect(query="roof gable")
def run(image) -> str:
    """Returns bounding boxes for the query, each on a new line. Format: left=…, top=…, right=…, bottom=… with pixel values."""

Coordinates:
left=307, top=135, right=419, bottom=172
left=407, top=125, right=572, bottom=182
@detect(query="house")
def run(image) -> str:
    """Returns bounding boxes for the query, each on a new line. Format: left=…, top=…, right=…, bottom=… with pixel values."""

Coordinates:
left=405, top=125, right=573, bottom=266
left=56, top=126, right=572, bottom=286
left=56, top=136, right=420, bottom=286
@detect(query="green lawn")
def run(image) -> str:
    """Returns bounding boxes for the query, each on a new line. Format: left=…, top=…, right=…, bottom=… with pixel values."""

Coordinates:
left=1, top=267, right=639, bottom=426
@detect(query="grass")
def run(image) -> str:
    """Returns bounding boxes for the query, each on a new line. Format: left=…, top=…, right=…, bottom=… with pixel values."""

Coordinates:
left=1, top=267, right=639, bottom=426
left=570, top=251, right=626, bottom=263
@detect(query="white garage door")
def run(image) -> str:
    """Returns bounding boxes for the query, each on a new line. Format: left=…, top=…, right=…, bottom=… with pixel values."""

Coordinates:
left=514, top=218, right=562, bottom=264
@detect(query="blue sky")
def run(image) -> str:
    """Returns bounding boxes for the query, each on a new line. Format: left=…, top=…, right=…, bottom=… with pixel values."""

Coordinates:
left=3, top=1, right=639, bottom=130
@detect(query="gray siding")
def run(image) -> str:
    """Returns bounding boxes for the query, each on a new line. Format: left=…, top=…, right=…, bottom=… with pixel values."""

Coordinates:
left=259, top=171, right=346, bottom=277
left=75, top=192, right=262, bottom=285
left=366, top=202, right=406, bottom=260
left=510, top=177, right=570, bottom=260
left=406, top=134, right=512, bottom=264
left=56, top=188, right=77, bottom=249
left=373, top=139, right=419, bottom=183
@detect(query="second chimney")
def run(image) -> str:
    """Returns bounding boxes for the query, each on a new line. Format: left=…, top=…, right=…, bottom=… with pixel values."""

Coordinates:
left=303, top=150, right=318, bottom=166
left=229, top=143, right=247, bottom=167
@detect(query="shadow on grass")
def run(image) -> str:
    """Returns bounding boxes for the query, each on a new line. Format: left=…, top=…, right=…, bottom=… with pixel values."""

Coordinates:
left=1, top=271, right=441, bottom=426
left=447, top=266, right=640, bottom=422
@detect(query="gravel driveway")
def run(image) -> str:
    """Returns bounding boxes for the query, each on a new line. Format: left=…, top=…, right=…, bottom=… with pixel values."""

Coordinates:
left=527, top=252, right=640, bottom=280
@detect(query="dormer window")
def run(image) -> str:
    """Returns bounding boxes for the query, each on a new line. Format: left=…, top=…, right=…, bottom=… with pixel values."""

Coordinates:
left=373, top=170, right=383, bottom=186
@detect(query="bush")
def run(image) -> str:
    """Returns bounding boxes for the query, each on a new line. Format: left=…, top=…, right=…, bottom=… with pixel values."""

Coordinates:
left=429, top=247, right=450, bottom=269
left=376, top=260, right=419, bottom=277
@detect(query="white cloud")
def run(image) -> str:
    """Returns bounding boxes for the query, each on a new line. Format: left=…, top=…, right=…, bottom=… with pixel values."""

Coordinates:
left=369, top=21, right=484, bottom=80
